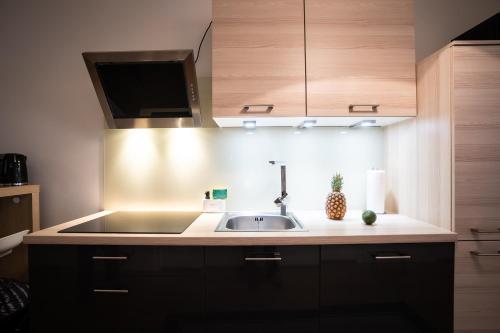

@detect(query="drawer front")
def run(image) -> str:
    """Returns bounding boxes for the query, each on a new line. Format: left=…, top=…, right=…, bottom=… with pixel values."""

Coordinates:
left=205, top=246, right=319, bottom=314
left=321, top=243, right=453, bottom=306
left=455, top=241, right=500, bottom=333
left=82, top=246, right=161, bottom=278
left=81, top=246, right=203, bottom=287
left=321, top=243, right=454, bottom=333
left=87, top=276, right=204, bottom=333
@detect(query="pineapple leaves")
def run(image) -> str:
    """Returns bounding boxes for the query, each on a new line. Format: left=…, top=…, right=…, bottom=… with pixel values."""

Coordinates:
left=331, top=173, right=343, bottom=192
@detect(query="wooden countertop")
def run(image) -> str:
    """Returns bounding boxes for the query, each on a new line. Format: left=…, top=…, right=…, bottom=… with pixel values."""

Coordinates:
left=23, top=210, right=456, bottom=246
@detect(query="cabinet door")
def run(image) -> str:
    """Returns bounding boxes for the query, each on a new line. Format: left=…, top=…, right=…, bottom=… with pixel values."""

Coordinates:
left=306, top=0, right=416, bottom=117
left=212, top=0, right=306, bottom=117
left=29, top=245, right=204, bottom=333
left=453, top=45, right=500, bottom=240
left=205, top=246, right=319, bottom=333
left=455, top=241, right=500, bottom=332
left=29, top=245, right=84, bottom=333
left=320, top=243, right=454, bottom=333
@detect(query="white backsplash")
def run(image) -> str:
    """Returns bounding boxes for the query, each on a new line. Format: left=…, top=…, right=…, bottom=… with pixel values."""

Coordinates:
left=104, top=127, right=384, bottom=212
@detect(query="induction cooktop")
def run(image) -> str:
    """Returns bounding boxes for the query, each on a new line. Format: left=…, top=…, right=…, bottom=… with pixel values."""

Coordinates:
left=58, top=211, right=201, bottom=234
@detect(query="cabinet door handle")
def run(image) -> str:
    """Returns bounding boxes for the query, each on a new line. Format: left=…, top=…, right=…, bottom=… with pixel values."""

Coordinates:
left=349, top=104, right=379, bottom=113
left=244, top=257, right=282, bottom=261
left=374, top=255, right=412, bottom=260
left=93, top=289, right=129, bottom=294
left=92, top=256, right=128, bottom=260
left=470, top=251, right=500, bottom=257
left=242, top=104, right=274, bottom=113
left=470, top=228, right=500, bottom=234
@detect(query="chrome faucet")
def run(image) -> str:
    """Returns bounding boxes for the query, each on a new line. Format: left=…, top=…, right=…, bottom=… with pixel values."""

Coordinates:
left=269, top=161, right=288, bottom=216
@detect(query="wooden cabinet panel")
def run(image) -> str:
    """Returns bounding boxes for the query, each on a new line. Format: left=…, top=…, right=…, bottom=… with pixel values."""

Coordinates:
left=455, top=241, right=500, bottom=333
left=306, top=0, right=416, bottom=117
left=453, top=45, right=500, bottom=240
left=212, top=0, right=306, bottom=117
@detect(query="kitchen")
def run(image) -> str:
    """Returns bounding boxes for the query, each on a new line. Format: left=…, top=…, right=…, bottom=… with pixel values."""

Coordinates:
left=0, top=0, right=499, bottom=332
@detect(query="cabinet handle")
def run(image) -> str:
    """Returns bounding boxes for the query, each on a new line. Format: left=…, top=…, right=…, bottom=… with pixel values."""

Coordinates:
left=244, top=257, right=282, bottom=261
left=470, top=251, right=500, bottom=257
left=349, top=104, right=379, bottom=113
left=470, top=228, right=500, bottom=234
left=242, top=104, right=274, bottom=113
left=92, top=256, right=128, bottom=260
left=374, top=255, right=412, bottom=260
left=93, top=289, right=129, bottom=294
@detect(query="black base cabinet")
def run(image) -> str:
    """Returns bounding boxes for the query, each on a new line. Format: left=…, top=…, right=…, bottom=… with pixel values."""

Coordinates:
left=205, top=246, right=319, bottom=333
left=29, top=245, right=204, bottom=333
left=320, top=243, right=455, bottom=333
left=28, top=243, right=454, bottom=333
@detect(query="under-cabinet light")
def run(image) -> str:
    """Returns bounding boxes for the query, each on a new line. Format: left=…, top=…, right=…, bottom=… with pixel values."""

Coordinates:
left=349, top=120, right=377, bottom=128
left=298, top=120, right=317, bottom=129
left=243, top=120, right=257, bottom=129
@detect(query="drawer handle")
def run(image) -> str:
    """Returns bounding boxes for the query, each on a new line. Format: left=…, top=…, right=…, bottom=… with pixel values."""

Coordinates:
left=242, top=104, right=274, bottom=113
left=374, top=255, right=412, bottom=260
left=470, top=228, right=500, bottom=234
left=93, top=289, right=129, bottom=294
left=92, top=256, right=128, bottom=260
left=349, top=104, right=379, bottom=113
left=244, top=257, right=282, bottom=261
left=470, top=251, right=500, bottom=257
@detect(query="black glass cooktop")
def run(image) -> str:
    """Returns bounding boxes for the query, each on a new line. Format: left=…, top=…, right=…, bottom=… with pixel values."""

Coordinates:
left=58, top=211, right=200, bottom=234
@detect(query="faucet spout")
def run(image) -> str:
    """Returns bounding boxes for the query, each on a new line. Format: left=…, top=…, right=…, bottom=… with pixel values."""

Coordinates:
left=269, top=161, right=288, bottom=216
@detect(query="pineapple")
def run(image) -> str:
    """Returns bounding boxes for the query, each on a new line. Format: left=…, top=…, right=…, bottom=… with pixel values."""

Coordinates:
left=325, top=173, right=346, bottom=220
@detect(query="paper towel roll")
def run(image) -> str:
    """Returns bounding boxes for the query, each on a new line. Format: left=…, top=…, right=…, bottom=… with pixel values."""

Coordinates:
left=366, top=170, right=385, bottom=214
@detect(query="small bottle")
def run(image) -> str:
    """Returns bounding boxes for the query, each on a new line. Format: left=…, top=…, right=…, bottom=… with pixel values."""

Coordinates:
left=202, top=190, right=226, bottom=213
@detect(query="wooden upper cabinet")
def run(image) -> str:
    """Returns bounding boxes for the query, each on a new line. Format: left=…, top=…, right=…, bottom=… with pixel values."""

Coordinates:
left=305, top=0, right=416, bottom=117
left=212, top=0, right=306, bottom=117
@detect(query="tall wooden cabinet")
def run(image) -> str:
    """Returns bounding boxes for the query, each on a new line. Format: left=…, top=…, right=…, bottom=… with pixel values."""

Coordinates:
left=416, top=41, right=500, bottom=333
left=454, top=43, right=500, bottom=333
left=453, top=44, right=500, bottom=241
left=212, top=0, right=416, bottom=120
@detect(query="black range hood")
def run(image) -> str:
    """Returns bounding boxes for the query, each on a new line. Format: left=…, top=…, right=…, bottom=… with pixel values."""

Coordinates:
left=83, top=50, right=202, bottom=128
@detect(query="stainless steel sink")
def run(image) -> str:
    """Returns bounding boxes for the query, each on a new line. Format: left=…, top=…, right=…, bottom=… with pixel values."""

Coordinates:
left=215, top=212, right=306, bottom=232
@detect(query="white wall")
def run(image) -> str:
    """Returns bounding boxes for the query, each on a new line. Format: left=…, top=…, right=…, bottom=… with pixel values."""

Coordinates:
left=0, top=0, right=212, bottom=227
left=105, top=128, right=384, bottom=212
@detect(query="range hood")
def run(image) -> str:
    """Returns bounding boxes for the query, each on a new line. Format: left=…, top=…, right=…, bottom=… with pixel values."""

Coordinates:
left=83, top=50, right=202, bottom=128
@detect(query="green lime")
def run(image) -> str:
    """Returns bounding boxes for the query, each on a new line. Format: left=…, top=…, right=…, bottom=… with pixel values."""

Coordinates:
left=362, top=210, right=377, bottom=225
